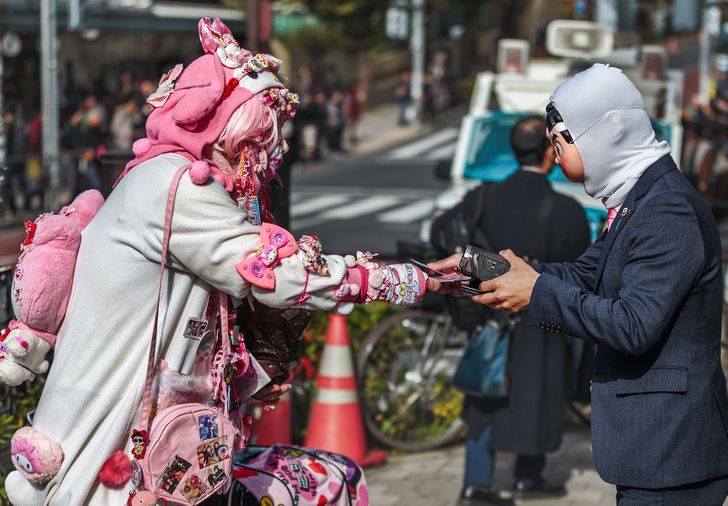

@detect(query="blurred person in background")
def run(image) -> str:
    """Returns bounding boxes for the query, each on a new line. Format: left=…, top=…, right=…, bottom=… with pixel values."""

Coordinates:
left=68, top=95, right=108, bottom=196
left=451, top=116, right=590, bottom=506
left=325, top=89, right=346, bottom=158
left=396, top=71, right=412, bottom=126
left=345, top=79, right=365, bottom=146
left=1, top=105, right=25, bottom=217
left=110, top=97, right=142, bottom=150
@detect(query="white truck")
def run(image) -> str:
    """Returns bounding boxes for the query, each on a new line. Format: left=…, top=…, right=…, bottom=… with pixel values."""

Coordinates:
left=422, top=20, right=685, bottom=243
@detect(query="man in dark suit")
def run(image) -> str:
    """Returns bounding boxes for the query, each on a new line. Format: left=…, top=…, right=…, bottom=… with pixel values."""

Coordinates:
left=430, top=64, right=728, bottom=504
left=454, top=116, right=590, bottom=506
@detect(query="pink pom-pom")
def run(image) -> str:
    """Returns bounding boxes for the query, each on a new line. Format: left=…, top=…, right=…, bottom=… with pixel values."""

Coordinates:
left=189, top=160, right=210, bottom=185
left=131, top=138, right=152, bottom=157
left=97, top=450, right=131, bottom=488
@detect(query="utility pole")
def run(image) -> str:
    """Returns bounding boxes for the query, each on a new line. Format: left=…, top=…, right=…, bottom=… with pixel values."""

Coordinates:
left=410, top=0, right=425, bottom=123
left=0, top=36, right=5, bottom=173
left=247, top=0, right=272, bottom=53
left=40, top=0, right=60, bottom=205
left=247, top=0, right=260, bottom=52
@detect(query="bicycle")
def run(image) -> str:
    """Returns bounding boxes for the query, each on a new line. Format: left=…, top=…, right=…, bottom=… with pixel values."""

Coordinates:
left=356, top=304, right=468, bottom=451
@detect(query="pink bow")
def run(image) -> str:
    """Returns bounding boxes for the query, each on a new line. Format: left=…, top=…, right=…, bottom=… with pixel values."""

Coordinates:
left=198, top=17, right=251, bottom=69
left=236, top=224, right=299, bottom=290
left=146, top=64, right=184, bottom=109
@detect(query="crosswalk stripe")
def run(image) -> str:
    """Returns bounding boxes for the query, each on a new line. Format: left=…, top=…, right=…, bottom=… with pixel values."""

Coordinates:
left=388, top=127, right=458, bottom=159
left=426, top=142, right=456, bottom=160
left=291, top=194, right=349, bottom=217
left=318, top=195, right=401, bottom=220
left=377, top=199, right=433, bottom=224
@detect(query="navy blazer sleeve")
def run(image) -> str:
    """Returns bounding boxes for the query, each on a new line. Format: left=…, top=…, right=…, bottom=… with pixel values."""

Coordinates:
left=535, top=234, right=604, bottom=291
left=527, top=192, right=705, bottom=355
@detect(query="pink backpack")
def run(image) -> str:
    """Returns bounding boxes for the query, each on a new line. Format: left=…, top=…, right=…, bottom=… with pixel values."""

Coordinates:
left=6, top=190, right=105, bottom=486
left=0, top=190, right=105, bottom=386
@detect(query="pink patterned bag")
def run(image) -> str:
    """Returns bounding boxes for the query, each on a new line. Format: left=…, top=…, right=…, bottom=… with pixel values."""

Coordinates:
left=231, top=445, right=369, bottom=506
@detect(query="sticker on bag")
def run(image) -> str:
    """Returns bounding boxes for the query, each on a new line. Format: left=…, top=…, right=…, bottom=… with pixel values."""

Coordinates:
left=196, top=436, right=230, bottom=469
left=156, top=455, right=192, bottom=494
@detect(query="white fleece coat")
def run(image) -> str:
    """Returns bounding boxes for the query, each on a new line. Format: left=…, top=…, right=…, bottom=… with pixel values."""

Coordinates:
left=6, top=153, right=351, bottom=505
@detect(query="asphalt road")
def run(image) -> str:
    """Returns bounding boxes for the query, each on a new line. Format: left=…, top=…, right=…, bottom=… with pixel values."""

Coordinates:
left=290, top=127, right=458, bottom=259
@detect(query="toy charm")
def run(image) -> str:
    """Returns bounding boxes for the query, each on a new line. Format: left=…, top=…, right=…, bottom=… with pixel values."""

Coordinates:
left=10, top=426, right=64, bottom=485
left=130, top=429, right=148, bottom=460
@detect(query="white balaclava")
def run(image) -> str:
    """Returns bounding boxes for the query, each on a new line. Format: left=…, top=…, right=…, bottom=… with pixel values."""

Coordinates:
left=550, top=63, right=670, bottom=209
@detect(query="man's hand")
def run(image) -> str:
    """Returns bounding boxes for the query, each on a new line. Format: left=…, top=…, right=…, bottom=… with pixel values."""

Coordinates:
left=427, top=253, right=461, bottom=274
left=472, top=250, right=540, bottom=313
left=426, top=253, right=465, bottom=295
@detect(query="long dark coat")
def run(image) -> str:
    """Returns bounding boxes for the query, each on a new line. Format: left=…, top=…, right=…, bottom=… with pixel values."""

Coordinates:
left=463, top=169, right=591, bottom=455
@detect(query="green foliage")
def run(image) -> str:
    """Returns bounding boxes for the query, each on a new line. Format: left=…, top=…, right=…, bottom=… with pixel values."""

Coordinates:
left=0, top=379, right=46, bottom=504
left=281, top=0, right=391, bottom=52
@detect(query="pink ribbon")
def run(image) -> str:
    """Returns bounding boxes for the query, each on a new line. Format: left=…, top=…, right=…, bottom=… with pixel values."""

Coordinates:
left=236, top=224, right=299, bottom=290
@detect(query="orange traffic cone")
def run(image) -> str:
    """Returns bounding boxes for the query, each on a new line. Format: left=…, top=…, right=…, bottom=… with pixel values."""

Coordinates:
left=304, top=313, right=387, bottom=467
left=248, top=390, right=292, bottom=446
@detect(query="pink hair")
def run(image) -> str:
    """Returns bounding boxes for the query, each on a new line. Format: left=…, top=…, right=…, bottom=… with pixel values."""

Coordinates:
left=213, top=97, right=280, bottom=162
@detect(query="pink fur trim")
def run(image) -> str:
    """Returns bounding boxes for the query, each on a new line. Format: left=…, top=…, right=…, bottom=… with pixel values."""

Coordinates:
left=98, top=450, right=132, bottom=488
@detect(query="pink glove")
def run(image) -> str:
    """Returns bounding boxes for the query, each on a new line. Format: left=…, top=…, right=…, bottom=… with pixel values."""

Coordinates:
left=336, top=263, right=427, bottom=306
left=373, top=263, right=428, bottom=305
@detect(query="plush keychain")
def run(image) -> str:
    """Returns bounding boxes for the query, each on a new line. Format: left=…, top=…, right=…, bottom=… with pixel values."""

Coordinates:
left=10, top=426, right=64, bottom=485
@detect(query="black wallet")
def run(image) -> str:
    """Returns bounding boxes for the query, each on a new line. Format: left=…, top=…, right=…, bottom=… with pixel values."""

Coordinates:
left=458, top=245, right=510, bottom=283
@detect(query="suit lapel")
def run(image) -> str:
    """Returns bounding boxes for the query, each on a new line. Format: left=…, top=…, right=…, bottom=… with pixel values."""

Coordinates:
left=592, top=155, right=677, bottom=290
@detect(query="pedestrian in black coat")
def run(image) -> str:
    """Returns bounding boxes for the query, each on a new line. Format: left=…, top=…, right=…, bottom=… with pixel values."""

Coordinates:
left=457, top=116, right=591, bottom=506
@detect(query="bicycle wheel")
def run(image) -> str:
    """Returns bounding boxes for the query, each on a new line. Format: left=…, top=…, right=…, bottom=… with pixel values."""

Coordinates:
left=356, top=309, right=467, bottom=452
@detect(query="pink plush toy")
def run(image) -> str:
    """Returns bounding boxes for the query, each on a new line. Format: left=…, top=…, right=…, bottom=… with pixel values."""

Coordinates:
left=128, top=490, right=166, bottom=506
left=0, top=190, right=104, bottom=386
left=10, top=426, right=64, bottom=485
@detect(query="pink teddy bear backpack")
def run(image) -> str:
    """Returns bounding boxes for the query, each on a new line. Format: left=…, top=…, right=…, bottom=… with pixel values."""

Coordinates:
left=2, top=190, right=103, bottom=488
left=0, top=189, right=104, bottom=386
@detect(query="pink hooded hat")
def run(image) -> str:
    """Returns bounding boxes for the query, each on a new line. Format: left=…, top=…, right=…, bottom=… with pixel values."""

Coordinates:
left=118, top=17, right=293, bottom=186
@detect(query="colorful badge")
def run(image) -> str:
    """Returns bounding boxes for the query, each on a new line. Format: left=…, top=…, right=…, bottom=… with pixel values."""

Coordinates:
left=130, top=459, right=143, bottom=488
left=183, top=317, right=208, bottom=340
